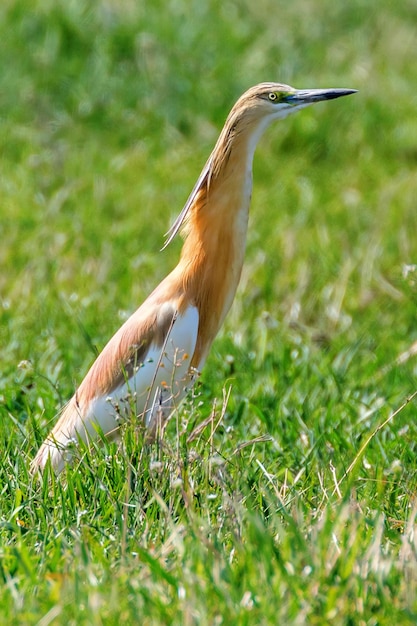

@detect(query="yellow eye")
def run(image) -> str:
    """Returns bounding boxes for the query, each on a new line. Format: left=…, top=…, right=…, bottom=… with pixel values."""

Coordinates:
left=268, top=92, right=278, bottom=101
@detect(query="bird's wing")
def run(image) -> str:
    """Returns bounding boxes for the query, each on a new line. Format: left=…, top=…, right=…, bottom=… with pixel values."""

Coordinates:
left=31, top=298, right=199, bottom=473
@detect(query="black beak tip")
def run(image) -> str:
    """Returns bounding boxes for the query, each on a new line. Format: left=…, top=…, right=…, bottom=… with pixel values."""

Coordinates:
left=325, top=88, right=358, bottom=100
left=287, top=88, right=358, bottom=105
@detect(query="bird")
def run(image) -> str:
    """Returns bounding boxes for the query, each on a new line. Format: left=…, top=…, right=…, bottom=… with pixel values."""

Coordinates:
left=31, top=82, right=357, bottom=474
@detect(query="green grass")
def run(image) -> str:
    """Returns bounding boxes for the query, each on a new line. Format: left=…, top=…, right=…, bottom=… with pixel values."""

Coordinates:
left=1, top=0, right=417, bottom=623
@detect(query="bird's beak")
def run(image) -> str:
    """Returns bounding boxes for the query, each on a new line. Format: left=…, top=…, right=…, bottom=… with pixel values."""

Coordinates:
left=285, top=88, right=357, bottom=105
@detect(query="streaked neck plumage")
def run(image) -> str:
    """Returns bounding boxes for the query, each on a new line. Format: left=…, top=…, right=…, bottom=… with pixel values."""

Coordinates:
left=175, top=110, right=271, bottom=368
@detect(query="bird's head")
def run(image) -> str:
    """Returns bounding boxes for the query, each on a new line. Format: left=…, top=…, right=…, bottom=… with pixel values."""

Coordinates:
left=236, top=82, right=357, bottom=123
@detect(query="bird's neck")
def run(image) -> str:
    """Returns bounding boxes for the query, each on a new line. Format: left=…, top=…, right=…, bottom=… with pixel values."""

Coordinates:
left=177, top=129, right=260, bottom=368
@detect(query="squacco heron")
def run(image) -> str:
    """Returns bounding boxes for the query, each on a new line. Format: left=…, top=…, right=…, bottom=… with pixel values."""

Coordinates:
left=32, top=82, right=356, bottom=474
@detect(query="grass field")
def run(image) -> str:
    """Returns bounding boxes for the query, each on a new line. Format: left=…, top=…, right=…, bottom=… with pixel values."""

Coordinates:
left=1, top=0, right=417, bottom=623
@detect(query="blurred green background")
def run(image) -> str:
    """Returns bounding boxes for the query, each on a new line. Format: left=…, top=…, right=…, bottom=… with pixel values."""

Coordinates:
left=1, top=0, right=417, bottom=623
left=1, top=0, right=416, bottom=376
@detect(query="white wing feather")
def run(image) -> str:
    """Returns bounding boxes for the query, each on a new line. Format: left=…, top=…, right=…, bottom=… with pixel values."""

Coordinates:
left=88, top=304, right=199, bottom=434
left=33, top=304, right=199, bottom=472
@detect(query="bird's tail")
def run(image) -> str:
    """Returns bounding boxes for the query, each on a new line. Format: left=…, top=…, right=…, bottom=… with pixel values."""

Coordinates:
left=30, top=394, right=120, bottom=475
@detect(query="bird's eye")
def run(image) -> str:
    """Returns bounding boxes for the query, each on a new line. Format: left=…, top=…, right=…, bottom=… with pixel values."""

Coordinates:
left=268, top=92, right=278, bottom=101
